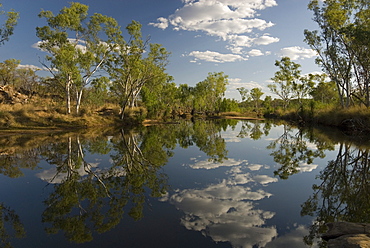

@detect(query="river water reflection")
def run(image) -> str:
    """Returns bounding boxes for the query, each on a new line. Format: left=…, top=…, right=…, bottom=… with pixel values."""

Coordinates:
left=0, top=119, right=368, bottom=247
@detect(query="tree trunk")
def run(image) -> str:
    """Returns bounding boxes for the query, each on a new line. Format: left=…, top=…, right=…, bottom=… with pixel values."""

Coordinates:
left=76, top=88, right=83, bottom=115
left=66, top=75, right=72, bottom=114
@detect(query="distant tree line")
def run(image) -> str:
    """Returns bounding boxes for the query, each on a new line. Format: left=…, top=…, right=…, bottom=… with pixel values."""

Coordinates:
left=0, top=0, right=369, bottom=122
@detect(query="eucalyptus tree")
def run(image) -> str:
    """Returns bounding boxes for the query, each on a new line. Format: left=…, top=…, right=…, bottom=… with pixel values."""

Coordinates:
left=105, top=20, right=171, bottom=119
left=269, top=57, right=318, bottom=110
left=177, top=84, right=194, bottom=113
left=36, top=2, right=122, bottom=114
left=0, top=58, right=19, bottom=86
left=193, top=72, right=228, bottom=113
left=236, top=87, right=249, bottom=102
left=141, top=81, right=178, bottom=118
left=0, top=2, right=19, bottom=46
left=310, top=80, right=338, bottom=104
left=268, top=57, right=302, bottom=109
left=305, top=0, right=370, bottom=107
left=250, top=87, right=264, bottom=109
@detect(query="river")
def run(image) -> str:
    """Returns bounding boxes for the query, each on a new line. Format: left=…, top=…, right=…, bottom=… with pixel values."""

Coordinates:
left=0, top=119, right=368, bottom=248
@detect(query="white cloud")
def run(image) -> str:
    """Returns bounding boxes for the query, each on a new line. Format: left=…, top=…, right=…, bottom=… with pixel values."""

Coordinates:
left=253, top=35, right=280, bottom=45
left=17, top=64, right=43, bottom=71
left=248, top=49, right=264, bottom=56
left=298, top=162, right=319, bottom=172
left=253, top=174, right=278, bottom=185
left=248, top=163, right=264, bottom=171
left=150, top=0, right=279, bottom=55
left=265, top=225, right=319, bottom=248
left=168, top=180, right=276, bottom=247
left=32, top=38, right=88, bottom=53
left=188, top=50, right=248, bottom=63
left=279, top=46, right=317, bottom=60
left=165, top=154, right=281, bottom=247
left=188, top=158, right=247, bottom=170
left=227, top=78, right=261, bottom=90
left=149, top=17, right=169, bottom=29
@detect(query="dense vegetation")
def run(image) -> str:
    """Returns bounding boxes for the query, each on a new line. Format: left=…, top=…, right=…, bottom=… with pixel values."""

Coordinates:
left=0, top=1, right=369, bottom=131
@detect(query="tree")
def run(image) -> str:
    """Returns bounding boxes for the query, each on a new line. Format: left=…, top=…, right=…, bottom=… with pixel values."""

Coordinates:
left=305, top=0, right=370, bottom=107
left=310, top=80, right=338, bottom=104
left=141, top=81, right=178, bottom=119
left=301, top=143, right=370, bottom=246
left=262, top=95, right=273, bottom=113
left=105, top=21, right=171, bottom=119
left=236, top=87, right=249, bottom=102
left=177, top=84, right=194, bottom=113
left=0, top=58, right=19, bottom=86
left=36, top=2, right=122, bottom=114
left=0, top=2, right=19, bottom=46
left=269, top=57, right=318, bottom=110
left=268, top=57, right=301, bottom=109
left=250, top=88, right=264, bottom=109
left=193, top=72, right=228, bottom=113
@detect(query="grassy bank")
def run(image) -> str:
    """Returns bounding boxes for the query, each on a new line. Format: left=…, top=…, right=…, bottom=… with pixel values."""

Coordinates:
left=274, top=105, right=370, bottom=133
left=0, top=102, right=122, bottom=131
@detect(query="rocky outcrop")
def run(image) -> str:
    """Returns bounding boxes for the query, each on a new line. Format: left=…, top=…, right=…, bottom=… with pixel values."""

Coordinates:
left=0, top=85, right=28, bottom=104
left=322, top=222, right=370, bottom=248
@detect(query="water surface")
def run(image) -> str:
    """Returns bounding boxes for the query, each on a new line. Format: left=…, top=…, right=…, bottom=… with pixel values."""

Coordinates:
left=0, top=120, right=367, bottom=248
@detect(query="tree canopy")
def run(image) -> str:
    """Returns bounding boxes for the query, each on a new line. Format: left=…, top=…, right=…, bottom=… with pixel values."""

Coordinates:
left=0, top=2, right=19, bottom=46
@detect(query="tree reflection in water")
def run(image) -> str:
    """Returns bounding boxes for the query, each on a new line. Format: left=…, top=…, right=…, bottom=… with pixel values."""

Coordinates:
left=41, top=129, right=171, bottom=243
left=301, top=143, right=370, bottom=247
left=267, top=125, right=332, bottom=180
left=2, top=119, right=361, bottom=247
left=39, top=119, right=231, bottom=243
left=0, top=203, right=25, bottom=248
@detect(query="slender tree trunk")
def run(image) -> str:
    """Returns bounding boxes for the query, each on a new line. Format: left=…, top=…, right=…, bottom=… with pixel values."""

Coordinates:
left=66, top=75, right=72, bottom=114
left=76, top=88, right=83, bottom=115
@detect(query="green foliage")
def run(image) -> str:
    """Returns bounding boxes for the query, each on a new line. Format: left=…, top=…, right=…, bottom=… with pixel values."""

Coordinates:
left=0, top=2, right=19, bottom=46
left=219, top=98, right=240, bottom=112
left=305, top=0, right=370, bottom=107
left=310, top=80, right=339, bottom=104
left=0, top=59, right=20, bottom=86
left=193, top=72, right=228, bottom=113
left=236, top=87, right=249, bottom=102
left=301, top=143, right=370, bottom=245
left=268, top=57, right=302, bottom=109
left=0, top=203, right=26, bottom=248
left=250, top=87, right=264, bottom=109
left=36, top=2, right=122, bottom=114
left=105, top=20, right=171, bottom=119
left=267, top=126, right=327, bottom=180
left=0, top=59, right=40, bottom=94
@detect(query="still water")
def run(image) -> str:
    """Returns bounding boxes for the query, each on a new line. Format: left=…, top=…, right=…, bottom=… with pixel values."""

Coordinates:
left=0, top=119, right=368, bottom=247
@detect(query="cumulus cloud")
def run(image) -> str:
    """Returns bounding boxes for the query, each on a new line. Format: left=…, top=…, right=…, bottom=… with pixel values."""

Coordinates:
left=265, top=225, right=318, bottom=248
left=149, top=17, right=169, bottom=29
left=188, top=50, right=248, bottom=63
left=248, top=49, right=264, bottom=56
left=17, top=64, right=43, bottom=71
left=168, top=179, right=276, bottom=247
left=32, top=38, right=88, bottom=53
left=279, top=46, right=317, bottom=60
left=248, top=163, right=264, bottom=171
left=150, top=0, right=279, bottom=58
left=36, top=162, right=126, bottom=183
left=253, top=35, right=280, bottom=45
left=298, top=162, right=319, bottom=172
left=164, top=153, right=281, bottom=247
left=188, top=158, right=248, bottom=170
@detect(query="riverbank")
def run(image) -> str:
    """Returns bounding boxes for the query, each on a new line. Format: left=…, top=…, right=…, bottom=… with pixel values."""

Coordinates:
left=322, top=222, right=370, bottom=248
left=270, top=106, right=370, bottom=134
left=0, top=104, right=122, bottom=132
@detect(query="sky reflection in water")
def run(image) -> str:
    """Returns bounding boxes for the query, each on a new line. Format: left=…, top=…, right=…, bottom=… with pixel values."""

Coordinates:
left=0, top=120, right=351, bottom=247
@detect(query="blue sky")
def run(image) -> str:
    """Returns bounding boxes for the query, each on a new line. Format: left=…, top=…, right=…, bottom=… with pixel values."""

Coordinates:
left=0, top=0, right=321, bottom=100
